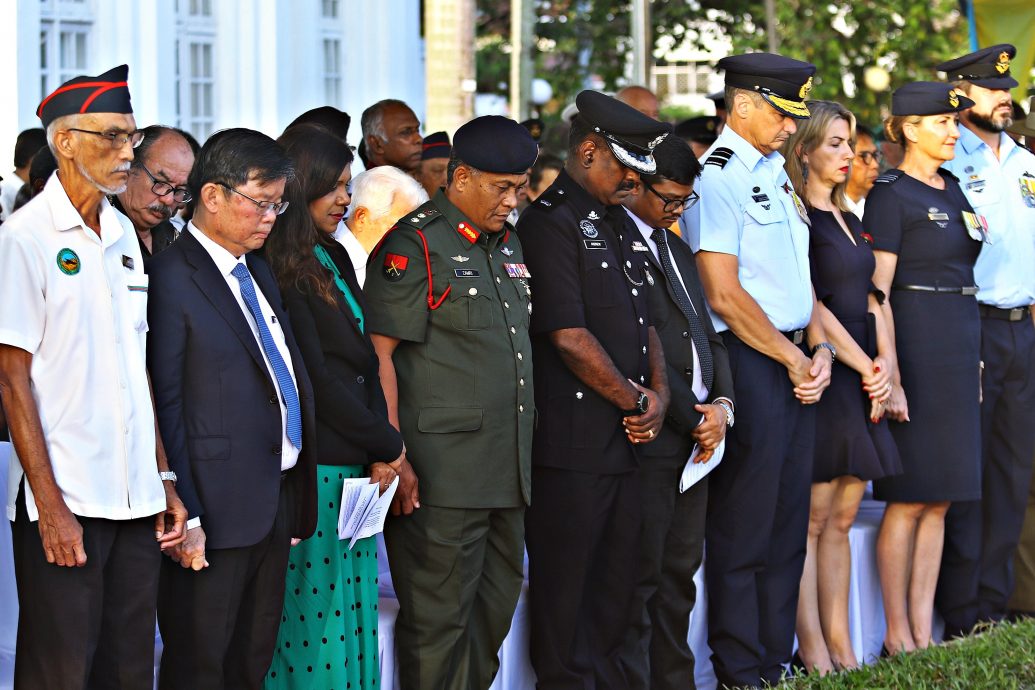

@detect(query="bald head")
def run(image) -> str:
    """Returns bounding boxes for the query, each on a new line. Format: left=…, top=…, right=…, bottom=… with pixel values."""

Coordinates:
left=615, top=85, right=660, bottom=120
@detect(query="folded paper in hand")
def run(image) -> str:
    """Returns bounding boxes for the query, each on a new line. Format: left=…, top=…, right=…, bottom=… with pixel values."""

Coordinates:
left=337, top=476, right=399, bottom=550
left=679, top=437, right=726, bottom=493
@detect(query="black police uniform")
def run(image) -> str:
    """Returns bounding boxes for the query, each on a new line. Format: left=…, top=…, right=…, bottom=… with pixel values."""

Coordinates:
left=517, top=90, right=667, bottom=689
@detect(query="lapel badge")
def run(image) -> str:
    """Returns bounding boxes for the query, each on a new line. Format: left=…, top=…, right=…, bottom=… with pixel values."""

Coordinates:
left=501, top=246, right=514, bottom=256
left=57, top=248, right=81, bottom=275
left=580, top=219, right=598, bottom=238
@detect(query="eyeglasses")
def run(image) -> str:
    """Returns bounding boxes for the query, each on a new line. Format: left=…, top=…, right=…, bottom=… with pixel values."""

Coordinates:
left=856, top=150, right=884, bottom=166
left=644, top=182, right=700, bottom=213
left=67, top=128, right=145, bottom=149
left=218, top=182, right=289, bottom=216
left=139, top=163, right=192, bottom=203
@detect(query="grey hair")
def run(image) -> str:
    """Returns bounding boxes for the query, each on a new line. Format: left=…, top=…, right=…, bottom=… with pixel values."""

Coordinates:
left=348, top=165, right=428, bottom=220
left=724, top=85, right=766, bottom=111
left=360, top=99, right=408, bottom=143
left=45, top=113, right=85, bottom=156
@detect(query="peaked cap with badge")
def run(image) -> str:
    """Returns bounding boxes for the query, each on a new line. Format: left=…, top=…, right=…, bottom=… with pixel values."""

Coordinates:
left=37, top=64, right=134, bottom=127
left=892, top=81, right=975, bottom=116
left=937, top=44, right=1018, bottom=90
left=575, top=90, right=669, bottom=175
left=718, top=52, right=816, bottom=119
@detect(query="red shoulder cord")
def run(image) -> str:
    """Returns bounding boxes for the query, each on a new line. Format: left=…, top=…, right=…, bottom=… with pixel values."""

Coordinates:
left=414, top=228, right=451, bottom=310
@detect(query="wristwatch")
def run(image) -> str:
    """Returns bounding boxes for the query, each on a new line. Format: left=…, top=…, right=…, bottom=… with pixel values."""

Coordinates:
left=812, top=342, right=837, bottom=362
left=622, top=392, right=649, bottom=417
left=159, top=471, right=178, bottom=485
left=714, top=398, right=735, bottom=428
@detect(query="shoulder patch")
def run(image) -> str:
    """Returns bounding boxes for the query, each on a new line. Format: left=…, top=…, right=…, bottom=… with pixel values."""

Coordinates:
left=874, top=170, right=904, bottom=185
left=705, top=147, right=734, bottom=169
left=938, top=167, right=960, bottom=182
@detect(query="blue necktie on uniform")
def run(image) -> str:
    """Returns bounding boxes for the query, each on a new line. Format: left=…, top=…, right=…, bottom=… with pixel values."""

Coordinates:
left=231, top=262, right=302, bottom=450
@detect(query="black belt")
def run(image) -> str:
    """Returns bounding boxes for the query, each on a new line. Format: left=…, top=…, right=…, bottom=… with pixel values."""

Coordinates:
left=781, top=328, right=805, bottom=345
left=893, top=284, right=978, bottom=296
left=979, top=304, right=1032, bottom=322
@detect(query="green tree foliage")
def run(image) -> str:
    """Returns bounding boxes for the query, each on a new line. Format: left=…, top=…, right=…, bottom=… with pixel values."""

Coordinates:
left=476, top=1, right=969, bottom=127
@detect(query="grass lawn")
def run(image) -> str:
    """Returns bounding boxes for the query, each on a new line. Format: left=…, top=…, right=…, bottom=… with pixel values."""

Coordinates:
left=774, top=618, right=1035, bottom=689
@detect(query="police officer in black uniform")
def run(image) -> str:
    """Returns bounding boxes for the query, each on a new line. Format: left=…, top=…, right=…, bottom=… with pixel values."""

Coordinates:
left=517, top=90, right=671, bottom=689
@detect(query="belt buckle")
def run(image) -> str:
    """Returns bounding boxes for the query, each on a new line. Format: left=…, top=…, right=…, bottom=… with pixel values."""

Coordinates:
left=790, top=329, right=804, bottom=345
left=961, top=286, right=978, bottom=296
left=1010, top=307, right=1027, bottom=321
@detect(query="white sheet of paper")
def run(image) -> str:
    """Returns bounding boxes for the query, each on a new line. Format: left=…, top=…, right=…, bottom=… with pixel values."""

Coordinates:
left=349, top=477, right=399, bottom=550
left=679, top=436, right=726, bottom=493
left=338, top=476, right=400, bottom=549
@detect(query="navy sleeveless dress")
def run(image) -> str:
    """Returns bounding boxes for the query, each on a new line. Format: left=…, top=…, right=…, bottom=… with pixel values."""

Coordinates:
left=865, top=170, right=982, bottom=503
left=809, top=208, right=902, bottom=483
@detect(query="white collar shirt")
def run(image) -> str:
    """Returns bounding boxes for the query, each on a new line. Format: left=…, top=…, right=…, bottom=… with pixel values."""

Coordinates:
left=0, top=172, right=165, bottom=522
left=187, top=223, right=299, bottom=473
left=626, top=207, right=709, bottom=402
left=942, top=126, right=1035, bottom=308
left=333, top=220, right=369, bottom=287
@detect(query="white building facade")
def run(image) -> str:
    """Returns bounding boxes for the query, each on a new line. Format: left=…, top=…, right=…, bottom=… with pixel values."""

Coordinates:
left=1, top=0, right=425, bottom=168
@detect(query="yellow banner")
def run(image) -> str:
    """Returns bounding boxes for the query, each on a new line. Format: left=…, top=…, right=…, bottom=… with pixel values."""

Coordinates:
left=974, top=0, right=1035, bottom=101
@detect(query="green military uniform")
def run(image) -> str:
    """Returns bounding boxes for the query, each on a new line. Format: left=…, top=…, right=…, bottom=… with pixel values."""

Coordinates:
left=365, top=189, right=534, bottom=689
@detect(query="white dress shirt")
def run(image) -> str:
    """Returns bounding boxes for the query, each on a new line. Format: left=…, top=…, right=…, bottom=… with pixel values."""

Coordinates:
left=0, top=173, right=166, bottom=522
left=187, top=224, right=300, bottom=474
left=626, top=207, right=709, bottom=403
left=332, top=220, right=370, bottom=287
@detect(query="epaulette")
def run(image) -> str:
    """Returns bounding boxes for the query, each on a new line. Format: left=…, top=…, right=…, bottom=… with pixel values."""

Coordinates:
left=874, top=170, right=903, bottom=185
left=938, top=167, right=960, bottom=182
left=705, top=147, right=734, bottom=169
left=397, top=200, right=442, bottom=229
left=533, top=185, right=566, bottom=211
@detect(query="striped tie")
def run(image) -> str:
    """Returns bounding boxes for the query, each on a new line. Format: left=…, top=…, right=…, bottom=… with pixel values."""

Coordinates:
left=231, top=263, right=302, bottom=449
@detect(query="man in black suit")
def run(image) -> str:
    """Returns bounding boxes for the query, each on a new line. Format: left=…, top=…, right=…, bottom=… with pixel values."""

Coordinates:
left=148, top=128, right=317, bottom=689
left=619, top=135, right=735, bottom=689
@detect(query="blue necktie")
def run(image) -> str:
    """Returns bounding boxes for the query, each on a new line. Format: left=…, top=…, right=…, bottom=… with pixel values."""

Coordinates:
left=231, top=262, right=302, bottom=450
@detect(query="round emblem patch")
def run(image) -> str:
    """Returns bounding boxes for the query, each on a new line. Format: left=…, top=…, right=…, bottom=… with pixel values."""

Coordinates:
left=580, top=220, right=598, bottom=238
left=56, top=248, right=80, bottom=275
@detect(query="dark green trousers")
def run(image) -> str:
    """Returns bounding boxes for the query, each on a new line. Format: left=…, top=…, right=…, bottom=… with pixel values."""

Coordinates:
left=386, top=505, right=525, bottom=690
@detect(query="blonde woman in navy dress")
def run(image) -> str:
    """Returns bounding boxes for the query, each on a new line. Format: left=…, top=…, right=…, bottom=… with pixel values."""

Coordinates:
left=865, top=83, right=983, bottom=655
left=782, top=101, right=902, bottom=675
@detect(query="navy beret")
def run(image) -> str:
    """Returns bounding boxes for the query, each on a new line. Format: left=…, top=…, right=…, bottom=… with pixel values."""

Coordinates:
left=37, top=65, right=133, bottom=128
left=718, top=52, right=816, bottom=119
left=937, top=44, right=1018, bottom=90
left=675, top=116, right=720, bottom=144
left=453, top=116, right=538, bottom=174
left=421, top=131, right=451, bottom=161
left=286, top=106, right=351, bottom=142
left=892, top=81, right=974, bottom=116
left=575, top=90, right=669, bottom=175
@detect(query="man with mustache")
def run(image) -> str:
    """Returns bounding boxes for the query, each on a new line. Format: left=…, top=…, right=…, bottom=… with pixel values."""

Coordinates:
left=113, top=125, right=195, bottom=262
left=681, top=53, right=833, bottom=688
left=934, top=44, right=1035, bottom=638
left=0, top=64, right=187, bottom=689
left=517, top=90, right=671, bottom=688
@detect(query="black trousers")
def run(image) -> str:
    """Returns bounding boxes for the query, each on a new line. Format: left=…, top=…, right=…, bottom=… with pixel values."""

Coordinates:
left=705, top=334, right=815, bottom=688
left=11, top=484, right=161, bottom=690
left=938, top=315, right=1035, bottom=635
left=527, top=467, right=641, bottom=690
left=157, top=479, right=294, bottom=690
left=621, top=465, right=707, bottom=690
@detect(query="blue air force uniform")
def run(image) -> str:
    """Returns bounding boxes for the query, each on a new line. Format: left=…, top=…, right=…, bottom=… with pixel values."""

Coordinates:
left=934, top=44, right=1035, bottom=636
left=680, top=52, right=818, bottom=688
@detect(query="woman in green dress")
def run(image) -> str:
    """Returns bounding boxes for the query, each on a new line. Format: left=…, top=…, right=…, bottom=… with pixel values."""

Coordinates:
left=263, top=123, right=407, bottom=689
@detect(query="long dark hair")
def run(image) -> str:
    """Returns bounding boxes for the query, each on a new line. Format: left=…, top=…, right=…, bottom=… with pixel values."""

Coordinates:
left=266, top=124, right=354, bottom=305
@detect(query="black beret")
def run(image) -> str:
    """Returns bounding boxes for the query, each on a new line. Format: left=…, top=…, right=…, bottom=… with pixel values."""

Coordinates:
left=286, top=106, right=351, bottom=142
left=937, top=44, right=1018, bottom=90
left=575, top=90, right=669, bottom=175
left=37, top=65, right=133, bottom=128
left=891, top=81, right=974, bottom=116
left=718, top=52, right=816, bottom=119
left=421, top=131, right=451, bottom=161
left=520, top=118, right=544, bottom=143
left=453, top=116, right=538, bottom=174
left=674, top=116, right=720, bottom=143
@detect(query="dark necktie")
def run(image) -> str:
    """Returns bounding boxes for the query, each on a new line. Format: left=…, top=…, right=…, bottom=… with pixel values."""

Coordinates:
left=650, top=227, right=714, bottom=392
left=231, top=263, right=303, bottom=450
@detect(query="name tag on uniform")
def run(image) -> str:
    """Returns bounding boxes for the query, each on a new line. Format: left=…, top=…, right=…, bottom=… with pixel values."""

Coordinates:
left=454, top=268, right=480, bottom=278
left=751, top=193, right=770, bottom=203
left=583, top=239, right=607, bottom=250
left=631, top=241, right=650, bottom=252
left=504, top=263, right=531, bottom=278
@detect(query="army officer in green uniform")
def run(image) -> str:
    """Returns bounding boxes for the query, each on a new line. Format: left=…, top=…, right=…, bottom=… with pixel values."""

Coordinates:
left=365, top=115, right=539, bottom=690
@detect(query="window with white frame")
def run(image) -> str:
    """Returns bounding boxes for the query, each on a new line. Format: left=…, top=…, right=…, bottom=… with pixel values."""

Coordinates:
left=175, top=1, right=217, bottom=141
left=323, top=38, right=342, bottom=106
left=322, top=0, right=339, bottom=19
left=39, top=0, right=93, bottom=100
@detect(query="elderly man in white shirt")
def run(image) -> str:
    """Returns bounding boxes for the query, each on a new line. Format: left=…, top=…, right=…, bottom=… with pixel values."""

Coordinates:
left=0, top=65, right=186, bottom=689
left=333, top=164, right=427, bottom=286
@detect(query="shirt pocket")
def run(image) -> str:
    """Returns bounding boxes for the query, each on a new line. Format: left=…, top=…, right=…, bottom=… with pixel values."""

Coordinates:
left=126, top=273, right=149, bottom=334
left=742, top=201, right=792, bottom=260
left=447, top=279, right=494, bottom=330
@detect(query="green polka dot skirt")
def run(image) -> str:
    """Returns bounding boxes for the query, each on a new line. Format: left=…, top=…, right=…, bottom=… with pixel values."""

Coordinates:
left=265, top=465, right=380, bottom=689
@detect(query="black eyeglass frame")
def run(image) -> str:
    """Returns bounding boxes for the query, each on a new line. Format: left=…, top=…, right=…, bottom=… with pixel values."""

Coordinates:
left=67, top=128, right=145, bottom=149
left=139, top=162, right=193, bottom=203
left=643, top=181, right=700, bottom=213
